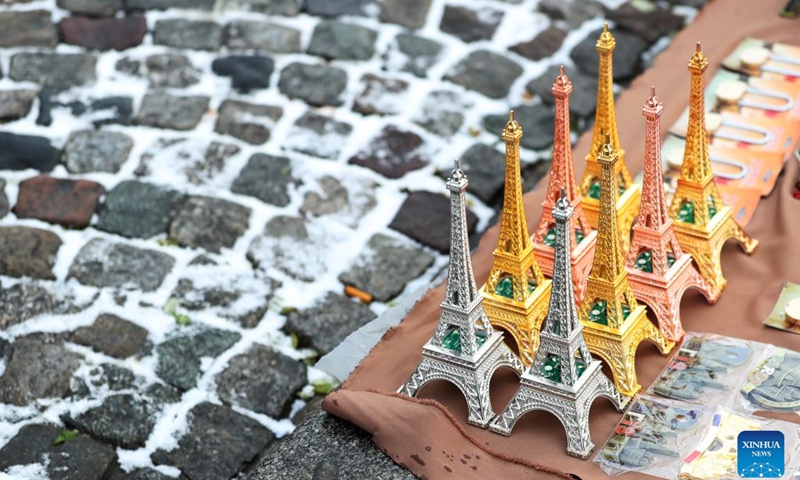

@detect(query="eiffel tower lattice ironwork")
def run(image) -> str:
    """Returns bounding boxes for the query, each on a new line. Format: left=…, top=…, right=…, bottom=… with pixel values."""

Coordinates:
left=399, top=160, right=524, bottom=428
left=578, top=134, right=675, bottom=398
left=667, top=43, right=758, bottom=298
left=625, top=87, right=717, bottom=342
left=490, top=189, right=625, bottom=459
left=480, top=111, right=553, bottom=367
left=532, top=66, right=597, bottom=305
left=579, top=23, right=641, bottom=254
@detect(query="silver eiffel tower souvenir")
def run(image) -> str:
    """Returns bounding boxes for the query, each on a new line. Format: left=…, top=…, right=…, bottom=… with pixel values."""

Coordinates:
left=490, top=189, right=627, bottom=458
left=399, top=160, right=524, bottom=428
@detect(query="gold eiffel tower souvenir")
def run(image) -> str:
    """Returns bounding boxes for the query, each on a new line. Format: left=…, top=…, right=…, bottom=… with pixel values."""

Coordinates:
left=480, top=111, right=553, bottom=367
left=578, top=134, right=675, bottom=398
left=668, top=43, right=759, bottom=298
left=580, top=24, right=641, bottom=253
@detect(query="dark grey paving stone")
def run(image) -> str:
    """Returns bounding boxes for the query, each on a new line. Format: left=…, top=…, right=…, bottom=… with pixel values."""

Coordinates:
left=300, top=176, right=376, bottom=222
left=278, top=62, right=347, bottom=107
left=391, top=33, right=442, bottom=78
left=538, top=0, right=603, bottom=28
left=308, top=20, right=377, bottom=61
left=0, top=180, right=7, bottom=219
left=137, top=93, right=209, bottom=131
left=522, top=158, right=552, bottom=193
left=284, top=112, right=352, bottom=160
left=171, top=267, right=280, bottom=329
left=284, top=292, right=376, bottom=355
left=0, top=282, right=93, bottom=330
left=0, top=132, right=59, bottom=171
left=570, top=27, right=648, bottom=81
left=440, top=5, right=502, bottom=43
left=0, top=226, right=61, bottom=280
left=231, top=153, right=294, bottom=207
left=0, top=340, right=82, bottom=406
left=214, top=100, right=282, bottom=145
left=153, top=402, right=274, bottom=480
left=353, top=74, right=409, bottom=116
left=249, top=410, right=416, bottom=480
left=57, top=0, right=122, bottom=16
left=216, top=344, right=306, bottom=417
left=126, top=0, right=215, bottom=9
left=62, top=130, right=133, bottom=173
left=156, top=328, right=242, bottom=391
left=212, top=55, right=274, bottom=93
left=71, top=363, right=140, bottom=398
left=305, top=0, right=373, bottom=16
left=526, top=65, right=598, bottom=118
left=170, top=196, right=251, bottom=253
left=146, top=54, right=201, bottom=88
left=445, top=50, right=522, bottom=99
left=0, top=424, right=115, bottom=480
left=97, top=180, right=185, bottom=239
left=104, top=464, right=184, bottom=480
left=59, top=15, right=147, bottom=51
left=154, top=19, right=222, bottom=50
left=339, top=234, right=434, bottom=302
left=414, top=90, right=470, bottom=138
left=69, top=238, right=175, bottom=291
left=36, top=91, right=88, bottom=127
left=379, top=0, right=432, bottom=29
left=348, top=126, right=428, bottom=179
left=389, top=190, right=478, bottom=253
left=482, top=104, right=555, bottom=150
left=10, top=53, right=97, bottom=92
left=0, top=10, right=57, bottom=47
left=439, top=143, right=506, bottom=204
left=63, top=394, right=159, bottom=449
left=607, top=2, right=684, bottom=45
left=509, top=25, right=567, bottom=61
left=0, top=90, right=37, bottom=123
left=223, top=0, right=300, bottom=15
left=225, top=20, right=301, bottom=53
left=72, top=313, right=148, bottom=359
left=90, top=96, right=134, bottom=127
left=247, top=216, right=322, bottom=282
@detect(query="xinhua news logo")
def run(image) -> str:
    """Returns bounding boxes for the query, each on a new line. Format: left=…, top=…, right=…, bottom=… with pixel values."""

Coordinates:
left=738, top=430, right=785, bottom=478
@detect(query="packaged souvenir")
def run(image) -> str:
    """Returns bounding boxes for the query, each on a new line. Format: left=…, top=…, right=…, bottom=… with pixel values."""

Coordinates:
left=740, top=346, right=800, bottom=413
left=763, top=282, right=800, bottom=335
left=722, top=37, right=800, bottom=80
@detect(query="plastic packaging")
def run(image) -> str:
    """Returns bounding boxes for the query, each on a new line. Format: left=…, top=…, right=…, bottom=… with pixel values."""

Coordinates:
left=739, top=346, right=800, bottom=414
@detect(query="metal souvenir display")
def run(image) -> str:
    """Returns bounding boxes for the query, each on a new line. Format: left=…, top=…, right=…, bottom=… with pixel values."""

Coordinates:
left=532, top=66, right=598, bottom=305
left=490, top=189, right=625, bottom=459
left=579, top=23, right=641, bottom=253
left=625, top=87, right=717, bottom=342
left=479, top=111, right=553, bottom=367
left=668, top=43, right=759, bottom=298
left=578, top=134, right=675, bottom=398
left=399, top=161, right=524, bottom=428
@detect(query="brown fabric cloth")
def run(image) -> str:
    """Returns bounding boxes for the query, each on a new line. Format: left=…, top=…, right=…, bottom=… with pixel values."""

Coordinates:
left=324, top=1, right=800, bottom=478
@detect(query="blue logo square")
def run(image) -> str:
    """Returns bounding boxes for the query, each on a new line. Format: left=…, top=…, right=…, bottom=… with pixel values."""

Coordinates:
left=738, top=430, right=785, bottom=478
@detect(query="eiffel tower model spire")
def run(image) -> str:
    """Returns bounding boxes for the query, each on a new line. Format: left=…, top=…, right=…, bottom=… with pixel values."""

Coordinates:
left=490, top=189, right=625, bottom=459
left=579, top=23, right=641, bottom=253
left=668, top=43, right=758, bottom=297
left=533, top=66, right=598, bottom=305
left=625, top=87, right=717, bottom=342
left=399, top=160, right=524, bottom=428
left=577, top=134, right=675, bottom=397
left=480, top=111, right=553, bottom=367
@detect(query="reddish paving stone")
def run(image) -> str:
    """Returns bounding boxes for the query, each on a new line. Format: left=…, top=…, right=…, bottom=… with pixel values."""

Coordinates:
left=59, top=15, right=147, bottom=51
left=348, top=126, right=428, bottom=179
left=14, top=176, right=105, bottom=229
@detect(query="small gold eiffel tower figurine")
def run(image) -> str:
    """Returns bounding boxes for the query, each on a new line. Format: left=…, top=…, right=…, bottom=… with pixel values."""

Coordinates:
left=668, top=43, right=759, bottom=298
left=626, top=87, right=717, bottom=343
left=480, top=111, right=553, bottom=367
left=578, top=133, right=675, bottom=398
left=580, top=23, right=641, bottom=253
left=532, top=66, right=598, bottom=305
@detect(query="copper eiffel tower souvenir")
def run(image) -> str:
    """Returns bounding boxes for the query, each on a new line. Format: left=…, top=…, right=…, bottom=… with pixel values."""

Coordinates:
left=480, top=112, right=553, bottom=367
left=625, top=87, right=716, bottom=343
left=490, top=189, right=625, bottom=459
left=578, top=134, right=675, bottom=398
left=399, top=161, right=524, bottom=428
left=579, top=24, right=641, bottom=253
left=532, top=66, right=597, bottom=305
left=668, top=43, right=759, bottom=298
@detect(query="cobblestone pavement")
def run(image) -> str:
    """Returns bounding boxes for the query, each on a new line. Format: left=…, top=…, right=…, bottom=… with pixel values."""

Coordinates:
left=0, top=0, right=703, bottom=478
